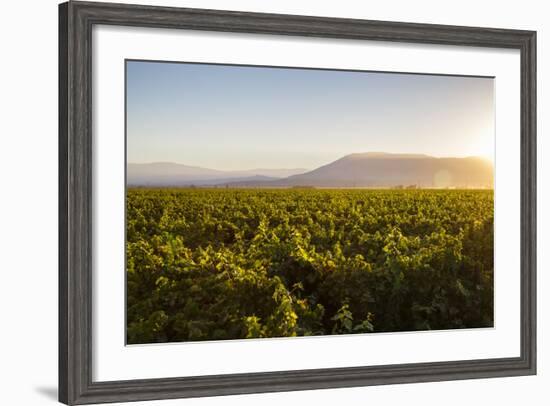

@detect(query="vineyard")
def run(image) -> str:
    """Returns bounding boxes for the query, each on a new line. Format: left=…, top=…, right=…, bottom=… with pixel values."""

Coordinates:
left=126, top=188, right=493, bottom=344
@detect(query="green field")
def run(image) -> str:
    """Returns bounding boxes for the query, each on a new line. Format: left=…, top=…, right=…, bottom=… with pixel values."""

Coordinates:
left=126, top=188, right=494, bottom=344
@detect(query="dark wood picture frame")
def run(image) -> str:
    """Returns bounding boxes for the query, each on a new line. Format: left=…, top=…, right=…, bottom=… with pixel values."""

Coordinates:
left=59, top=1, right=537, bottom=404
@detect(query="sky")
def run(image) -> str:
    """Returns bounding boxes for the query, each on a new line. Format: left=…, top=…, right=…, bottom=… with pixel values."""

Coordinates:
left=126, top=60, right=494, bottom=171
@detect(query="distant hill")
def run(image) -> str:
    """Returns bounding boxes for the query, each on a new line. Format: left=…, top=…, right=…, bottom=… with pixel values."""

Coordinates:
left=127, top=162, right=307, bottom=186
left=272, top=153, right=493, bottom=188
left=192, top=175, right=280, bottom=186
left=128, top=153, right=493, bottom=188
left=226, top=152, right=494, bottom=188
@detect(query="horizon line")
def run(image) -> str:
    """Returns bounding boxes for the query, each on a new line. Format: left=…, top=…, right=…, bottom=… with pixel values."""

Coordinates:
left=127, top=151, right=494, bottom=171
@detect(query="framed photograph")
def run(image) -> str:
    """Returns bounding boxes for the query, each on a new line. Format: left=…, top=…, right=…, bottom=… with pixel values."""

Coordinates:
left=59, top=1, right=536, bottom=404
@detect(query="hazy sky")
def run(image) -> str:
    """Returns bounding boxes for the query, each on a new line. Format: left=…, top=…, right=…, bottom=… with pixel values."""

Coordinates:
left=127, top=60, right=494, bottom=171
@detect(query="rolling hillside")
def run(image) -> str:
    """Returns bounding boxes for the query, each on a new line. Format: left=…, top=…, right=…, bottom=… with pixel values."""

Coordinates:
left=128, top=153, right=494, bottom=188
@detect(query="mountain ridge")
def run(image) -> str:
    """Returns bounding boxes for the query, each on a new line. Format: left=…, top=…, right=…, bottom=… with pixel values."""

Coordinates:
left=266, top=153, right=493, bottom=188
left=128, top=152, right=494, bottom=188
left=127, top=162, right=308, bottom=186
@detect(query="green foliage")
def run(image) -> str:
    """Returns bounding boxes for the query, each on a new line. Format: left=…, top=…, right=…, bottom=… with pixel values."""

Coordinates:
left=126, top=188, right=494, bottom=344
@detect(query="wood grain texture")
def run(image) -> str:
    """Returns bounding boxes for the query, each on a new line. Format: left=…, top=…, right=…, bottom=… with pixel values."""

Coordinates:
left=58, top=2, right=69, bottom=404
left=58, top=1, right=537, bottom=404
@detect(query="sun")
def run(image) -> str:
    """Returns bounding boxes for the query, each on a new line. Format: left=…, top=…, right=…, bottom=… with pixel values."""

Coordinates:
left=478, top=149, right=494, bottom=164
left=471, top=127, right=495, bottom=163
